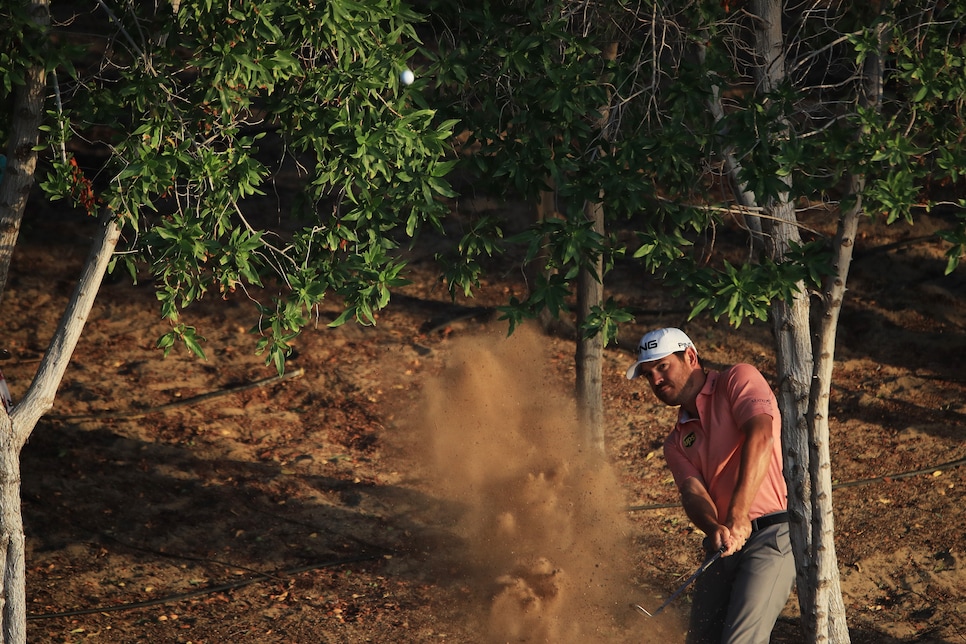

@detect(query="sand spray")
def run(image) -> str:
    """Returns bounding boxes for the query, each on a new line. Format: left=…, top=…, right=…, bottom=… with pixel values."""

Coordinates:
left=413, top=324, right=682, bottom=642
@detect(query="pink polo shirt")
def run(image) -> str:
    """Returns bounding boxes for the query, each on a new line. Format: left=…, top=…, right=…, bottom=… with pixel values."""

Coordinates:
left=663, top=364, right=787, bottom=522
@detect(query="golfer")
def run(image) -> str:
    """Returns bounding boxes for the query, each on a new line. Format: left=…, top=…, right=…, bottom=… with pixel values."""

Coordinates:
left=626, top=327, right=795, bottom=643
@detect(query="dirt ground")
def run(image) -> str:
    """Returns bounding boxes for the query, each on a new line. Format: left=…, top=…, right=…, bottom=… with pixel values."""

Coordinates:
left=3, top=200, right=965, bottom=643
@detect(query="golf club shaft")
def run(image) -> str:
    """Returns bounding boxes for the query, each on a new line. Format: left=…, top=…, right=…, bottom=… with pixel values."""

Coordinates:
left=637, top=547, right=725, bottom=617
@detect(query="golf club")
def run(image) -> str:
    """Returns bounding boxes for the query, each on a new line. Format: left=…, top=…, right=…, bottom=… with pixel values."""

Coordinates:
left=634, top=546, right=725, bottom=617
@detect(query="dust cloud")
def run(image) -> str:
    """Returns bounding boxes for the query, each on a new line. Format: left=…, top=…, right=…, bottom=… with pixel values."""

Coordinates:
left=414, top=324, right=683, bottom=642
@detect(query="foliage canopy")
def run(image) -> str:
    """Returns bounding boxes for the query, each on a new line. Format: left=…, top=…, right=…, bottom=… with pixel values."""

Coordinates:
left=426, top=0, right=966, bottom=335
left=2, top=0, right=457, bottom=373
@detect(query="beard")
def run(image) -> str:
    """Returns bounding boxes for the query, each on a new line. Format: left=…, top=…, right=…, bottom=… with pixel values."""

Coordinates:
left=653, top=382, right=685, bottom=407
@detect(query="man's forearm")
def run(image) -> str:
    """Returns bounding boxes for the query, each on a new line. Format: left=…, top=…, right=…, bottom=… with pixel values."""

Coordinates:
left=727, top=415, right=775, bottom=525
left=680, top=480, right=721, bottom=537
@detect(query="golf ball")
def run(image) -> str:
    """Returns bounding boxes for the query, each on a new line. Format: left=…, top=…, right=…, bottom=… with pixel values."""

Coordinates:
left=400, top=69, right=415, bottom=86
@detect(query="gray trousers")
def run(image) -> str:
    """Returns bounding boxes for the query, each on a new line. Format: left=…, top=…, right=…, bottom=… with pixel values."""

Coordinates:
left=686, top=523, right=795, bottom=644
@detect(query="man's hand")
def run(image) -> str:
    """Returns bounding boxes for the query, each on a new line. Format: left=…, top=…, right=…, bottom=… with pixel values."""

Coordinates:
left=679, top=477, right=753, bottom=557
left=706, top=522, right=744, bottom=557
left=723, top=515, right=751, bottom=556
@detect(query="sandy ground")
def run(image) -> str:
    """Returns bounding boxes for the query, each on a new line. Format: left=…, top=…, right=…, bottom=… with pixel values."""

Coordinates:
left=2, top=203, right=965, bottom=643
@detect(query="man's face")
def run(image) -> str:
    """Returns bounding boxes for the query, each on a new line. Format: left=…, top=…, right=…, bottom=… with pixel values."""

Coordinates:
left=636, top=349, right=700, bottom=408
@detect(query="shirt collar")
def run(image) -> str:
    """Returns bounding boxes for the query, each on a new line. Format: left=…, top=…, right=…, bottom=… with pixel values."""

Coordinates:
left=677, top=370, right=718, bottom=423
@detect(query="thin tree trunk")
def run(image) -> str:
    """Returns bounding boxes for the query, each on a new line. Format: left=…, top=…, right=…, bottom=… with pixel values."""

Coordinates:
left=574, top=40, right=617, bottom=456
left=12, top=212, right=122, bottom=448
left=766, top=206, right=818, bottom=636
left=0, top=426, right=24, bottom=644
left=0, top=212, right=121, bottom=644
left=576, top=199, right=605, bottom=454
left=808, top=179, right=862, bottom=644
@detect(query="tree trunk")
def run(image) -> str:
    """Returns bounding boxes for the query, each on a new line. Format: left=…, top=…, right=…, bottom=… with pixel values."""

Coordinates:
left=749, top=1, right=850, bottom=641
left=574, top=40, right=617, bottom=457
left=766, top=204, right=819, bottom=636
left=0, top=424, right=25, bottom=644
left=807, top=179, right=862, bottom=644
left=0, top=0, right=49, bottom=302
left=576, top=199, right=605, bottom=454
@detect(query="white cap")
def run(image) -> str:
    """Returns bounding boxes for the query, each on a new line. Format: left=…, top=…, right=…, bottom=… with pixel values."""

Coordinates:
left=625, top=328, right=696, bottom=380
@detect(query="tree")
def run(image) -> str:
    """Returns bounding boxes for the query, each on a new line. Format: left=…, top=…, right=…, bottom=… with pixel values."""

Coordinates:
left=427, top=1, right=651, bottom=451
left=0, top=0, right=455, bottom=640
left=426, top=1, right=966, bottom=642
left=700, top=3, right=966, bottom=640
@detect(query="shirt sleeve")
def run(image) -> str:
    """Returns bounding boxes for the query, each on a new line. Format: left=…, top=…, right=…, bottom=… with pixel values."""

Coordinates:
left=723, top=363, right=778, bottom=427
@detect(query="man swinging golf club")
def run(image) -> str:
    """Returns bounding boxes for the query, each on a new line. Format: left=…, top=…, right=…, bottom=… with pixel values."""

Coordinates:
left=626, top=328, right=795, bottom=643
